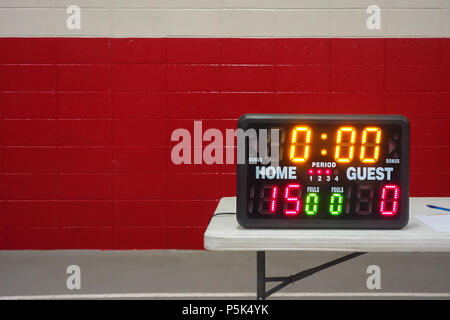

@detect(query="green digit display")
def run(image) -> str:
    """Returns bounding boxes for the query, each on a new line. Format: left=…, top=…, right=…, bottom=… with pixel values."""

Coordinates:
left=305, top=193, right=319, bottom=215
left=329, top=193, right=343, bottom=215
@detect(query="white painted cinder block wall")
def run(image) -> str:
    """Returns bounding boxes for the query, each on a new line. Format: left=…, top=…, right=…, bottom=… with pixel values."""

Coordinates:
left=0, top=0, right=449, bottom=37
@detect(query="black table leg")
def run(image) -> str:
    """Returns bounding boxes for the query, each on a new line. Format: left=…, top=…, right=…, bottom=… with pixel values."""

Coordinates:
left=256, top=251, right=366, bottom=300
left=257, top=251, right=265, bottom=300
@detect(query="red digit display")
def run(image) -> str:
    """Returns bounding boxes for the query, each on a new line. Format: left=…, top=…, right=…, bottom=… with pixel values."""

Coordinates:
left=283, top=184, right=301, bottom=215
left=380, top=185, right=400, bottom=216
left=257, top=185, right=278, bottom=214
left=270, top=186, right=278, bottom=213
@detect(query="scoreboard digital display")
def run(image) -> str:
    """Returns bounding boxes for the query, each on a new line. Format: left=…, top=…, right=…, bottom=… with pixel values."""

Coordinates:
left=236, top=114, right=410, bottom=229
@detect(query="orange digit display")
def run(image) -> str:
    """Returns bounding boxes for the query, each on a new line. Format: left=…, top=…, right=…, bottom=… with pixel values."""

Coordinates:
left=289, top=126, right=311, bottom=163
left=360, top=127, right=382, bottom=163
left=334, top=126, right=356, bottom=163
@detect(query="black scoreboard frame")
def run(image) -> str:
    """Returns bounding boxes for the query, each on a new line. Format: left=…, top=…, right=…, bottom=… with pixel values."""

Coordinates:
left=236, top=114, right=410, bottom=229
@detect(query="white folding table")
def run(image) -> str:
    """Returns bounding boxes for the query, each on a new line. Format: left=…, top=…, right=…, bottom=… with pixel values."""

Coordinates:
left=204, top=197, right=450, bottom=300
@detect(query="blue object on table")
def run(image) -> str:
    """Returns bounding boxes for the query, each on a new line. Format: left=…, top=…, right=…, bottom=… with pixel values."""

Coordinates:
left=426, top=205, right=450, bottom=212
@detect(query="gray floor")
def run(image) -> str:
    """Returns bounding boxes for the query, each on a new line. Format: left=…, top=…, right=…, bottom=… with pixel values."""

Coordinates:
left=0, top=250, right=449, bottom=299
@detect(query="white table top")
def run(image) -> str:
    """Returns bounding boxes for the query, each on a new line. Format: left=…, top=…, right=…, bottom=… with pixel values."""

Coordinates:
left=204, top=197, right=450, bottom=252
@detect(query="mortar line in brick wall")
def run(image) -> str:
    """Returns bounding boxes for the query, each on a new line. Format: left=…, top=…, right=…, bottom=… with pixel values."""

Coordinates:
left=51, top=36, right=62, bottom=244
left=0, top=36, right=444, bottom=39
left=0, top=38, right=4, bottom=175
left=3, top=145, right=171, bottom=148
left=1, top=101, right=3, bottom=179
left=108, top=37, right=124, bottom=249
left=383, top=37, right=387, bottom=114
left=4, top=63, right=414, bottom=67
left=164, top=199, right=222, bottom=201
left=219, top=38, right=223, bottom=94
left=4, top=90, right=443, bottom=94
left=328, top=38, right=332, bottom=111
left=108, top=37, right=115, bottom=237
left=438, top=39, right=442, bottom=96
left=0, top=91, right=111, bottom=93
left=4, top=198, right=176, bottom=202
left=3, top=118, right=112, bottom=121
left=274, top=38, right=277, bottom=96
left=163, top=36, right=169, bottom=243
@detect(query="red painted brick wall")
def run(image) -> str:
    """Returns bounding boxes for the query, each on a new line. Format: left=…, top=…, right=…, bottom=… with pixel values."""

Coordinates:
left=0, top=38, right=449, bottom=249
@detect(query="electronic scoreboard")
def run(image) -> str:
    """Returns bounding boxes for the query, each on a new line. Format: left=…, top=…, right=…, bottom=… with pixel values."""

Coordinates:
left=236, top=114, right=409, bottom=229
